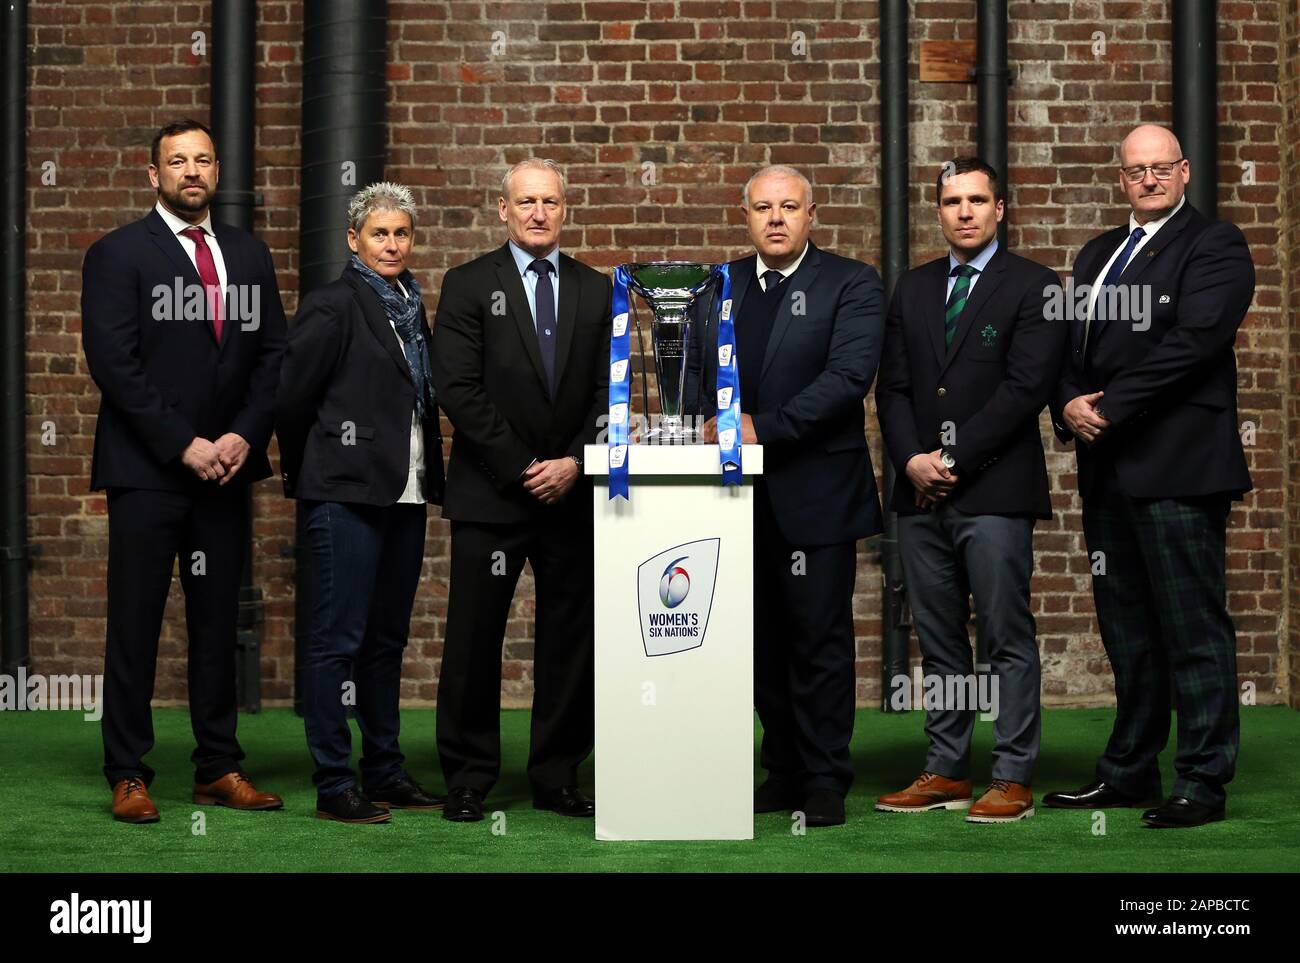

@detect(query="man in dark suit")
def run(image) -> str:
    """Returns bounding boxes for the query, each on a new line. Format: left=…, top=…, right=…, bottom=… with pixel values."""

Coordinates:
left=80, top=119, right=286, bottom=822
left=875, top=157, right=1064, bottom=824
left=431, top=158, right=612, bottom=822
left=690, top=164, right=884, bottom=827
left=1045, top=125, right=1255, bottom=828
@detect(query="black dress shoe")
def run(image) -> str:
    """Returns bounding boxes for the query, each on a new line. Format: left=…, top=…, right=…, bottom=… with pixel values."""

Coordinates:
left=315, top=787, right=391, bottom=824
left=442, top=786, right=485, bottom=823
left=801, top=789, right=846, bottom=827
left=533, top=786, right=595, bottom=817
left=1141, top=795, right=1225, bottom=829
left=366, top=775, right=445, bottom=810
left=754, top=778, right=802, bottom=814
left=1042, top=780, right=1159, bottom=809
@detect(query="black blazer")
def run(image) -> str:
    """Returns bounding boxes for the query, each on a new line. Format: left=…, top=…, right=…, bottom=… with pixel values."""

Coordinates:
left=686, top=242, right=885, bottom=547
left=1050, top=202, right=1255, bottom=500
left=81, top=207, right=287, bottom=492
left=430, top=243, right=613, bottom=523
left=276, top=265, right=444, bottom=506
left=876, top=246, right=1064, bottom=518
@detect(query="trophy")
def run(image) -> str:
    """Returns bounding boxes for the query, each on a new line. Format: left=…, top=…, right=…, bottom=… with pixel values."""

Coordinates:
left=624, top=262, right=720, bottom=441
left=606, top=259, right=741, bottom=499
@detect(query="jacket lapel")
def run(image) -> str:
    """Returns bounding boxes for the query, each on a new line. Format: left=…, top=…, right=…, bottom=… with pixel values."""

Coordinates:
left=211, top=221, right=245, bottom=355
left=147, top=208, right=219, bottom=346
left=760, top=243, right=822, bottom=381
left=1088, top=203, right=1192, bottom=346
left=923, top=257, right=949, bottom=367
left=939, top=246, right=1008, bottom=376
left=345, top=267, right=414, bottom=385
left=552, top=253, right=580, bottom=392
left=491, top=244, right=551, bottom=396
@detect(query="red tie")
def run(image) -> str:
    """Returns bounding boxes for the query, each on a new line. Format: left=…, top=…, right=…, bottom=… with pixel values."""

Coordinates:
left=180, top=226, right=224, bottom=342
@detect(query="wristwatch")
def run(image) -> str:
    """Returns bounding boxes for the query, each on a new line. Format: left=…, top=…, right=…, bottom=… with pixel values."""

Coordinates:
left=567, top=454, right=583, bottom=469
left=939, top=450, right=957, bottom=471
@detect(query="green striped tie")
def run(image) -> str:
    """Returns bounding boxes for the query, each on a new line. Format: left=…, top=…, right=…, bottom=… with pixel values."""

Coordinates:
left=945, top=264, right=979, bottom=347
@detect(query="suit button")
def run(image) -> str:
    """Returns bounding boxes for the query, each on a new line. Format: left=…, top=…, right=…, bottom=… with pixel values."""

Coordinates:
left=937, top=387, right=947, bottom=397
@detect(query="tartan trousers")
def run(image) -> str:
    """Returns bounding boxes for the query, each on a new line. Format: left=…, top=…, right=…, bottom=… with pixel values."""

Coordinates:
left=1081, top=478, right=1240, bottom=808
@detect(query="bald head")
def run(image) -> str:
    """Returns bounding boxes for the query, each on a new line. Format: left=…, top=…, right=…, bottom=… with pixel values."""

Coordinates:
left=1117, top=124, right=1189, bottom=224
left=1119, top=125, right=1183, bottom=168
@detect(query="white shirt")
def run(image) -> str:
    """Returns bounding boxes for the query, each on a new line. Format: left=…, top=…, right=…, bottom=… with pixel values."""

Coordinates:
left=946, top=238, right=999, bottom=301
left=756, top=242, right=810, bottom=291
left=1084, top=194, right=1186, bottom=340
left=155, top=201, right=228, bottom=298
left=389, top=277, right=425, bottom=504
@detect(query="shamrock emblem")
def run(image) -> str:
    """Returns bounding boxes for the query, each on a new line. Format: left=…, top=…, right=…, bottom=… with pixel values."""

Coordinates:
left=980, top=324, right=998, bottom=347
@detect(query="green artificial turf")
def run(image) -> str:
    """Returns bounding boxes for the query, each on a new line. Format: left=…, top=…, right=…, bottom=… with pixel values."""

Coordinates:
left=1, top=706, right=1297, bottom=872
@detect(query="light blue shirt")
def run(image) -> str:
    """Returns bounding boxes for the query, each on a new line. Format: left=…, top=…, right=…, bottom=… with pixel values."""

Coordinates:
left=946, top=237, right=999, bottom=301
left=508, top=240, right=560, bottom=330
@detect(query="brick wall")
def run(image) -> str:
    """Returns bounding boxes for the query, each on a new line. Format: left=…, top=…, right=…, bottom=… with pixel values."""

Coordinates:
left=1284, top=0, right=1300, bottom=711
left=23, top=0, right=1292, bottom=708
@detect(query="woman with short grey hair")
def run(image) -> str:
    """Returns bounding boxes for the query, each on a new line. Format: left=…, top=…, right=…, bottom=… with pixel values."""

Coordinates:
left=276, top=181, right=444, bottom=824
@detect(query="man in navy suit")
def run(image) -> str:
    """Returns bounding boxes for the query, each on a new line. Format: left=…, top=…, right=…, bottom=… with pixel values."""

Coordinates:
left=875, top=158, right=1064, bottom=824
left=692, top=164, right=884, bottom=827
left=81, top=119, right=286, bottom=822
left=1045, top=125, right=1255, bottom=828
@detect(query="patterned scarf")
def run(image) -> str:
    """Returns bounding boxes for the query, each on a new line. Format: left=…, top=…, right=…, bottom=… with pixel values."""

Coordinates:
left=349, top=253, right=435, bottom=419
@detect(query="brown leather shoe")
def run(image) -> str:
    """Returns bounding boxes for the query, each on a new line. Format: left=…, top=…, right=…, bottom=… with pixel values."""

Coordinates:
left=111, top=778, right=160, bottom=824
left=876, top=772, right=974, bottom=813
left=192, top=772, right=283, bottom=811
left=966, top=779, right=1035, bottom=823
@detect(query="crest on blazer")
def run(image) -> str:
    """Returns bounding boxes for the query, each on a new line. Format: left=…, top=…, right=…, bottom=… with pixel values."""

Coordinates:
left=636, top=539, right=720, bottom=657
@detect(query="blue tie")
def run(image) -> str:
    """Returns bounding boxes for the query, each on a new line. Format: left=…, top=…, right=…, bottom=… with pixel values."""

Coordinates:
left=1093, top=226, right=1145, bottom=323
left=530, top=259, right=557, bottom=394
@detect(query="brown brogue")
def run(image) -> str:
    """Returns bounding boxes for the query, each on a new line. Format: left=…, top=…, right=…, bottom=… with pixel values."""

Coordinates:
left=966, top=779, right=1035, bottom=823
left=876, top=771, right=974, bottom=813
left=192, top=772, right=284, bottom=811
left=111, top=778, right=160, bottom=824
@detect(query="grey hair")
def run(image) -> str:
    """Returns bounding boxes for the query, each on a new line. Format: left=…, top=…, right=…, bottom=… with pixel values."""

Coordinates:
left=743, top=164, right=813, bottom=207
left=348, top=181, right=417, bottom=234
left=500, top=158, right=567, bottom=201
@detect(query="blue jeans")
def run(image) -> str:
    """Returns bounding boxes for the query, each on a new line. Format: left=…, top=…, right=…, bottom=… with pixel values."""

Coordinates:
left=302, top=500, right=427, bottom=798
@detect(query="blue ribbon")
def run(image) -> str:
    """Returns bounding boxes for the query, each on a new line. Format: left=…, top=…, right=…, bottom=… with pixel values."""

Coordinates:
left=713, top=262, right=743, bottom=486
left=607, top=265, right=632, bottom=500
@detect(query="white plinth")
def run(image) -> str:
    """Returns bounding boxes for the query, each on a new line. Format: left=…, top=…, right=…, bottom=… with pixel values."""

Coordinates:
left=585, top=443, right=762, bottom=841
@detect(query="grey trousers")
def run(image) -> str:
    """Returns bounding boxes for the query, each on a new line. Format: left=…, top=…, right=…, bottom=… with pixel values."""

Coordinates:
left=897, top=506, right=1040, bottom=785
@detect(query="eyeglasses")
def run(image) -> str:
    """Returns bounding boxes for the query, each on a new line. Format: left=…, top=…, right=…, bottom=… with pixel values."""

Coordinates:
left=1120, top=159, right=1185, bottom=182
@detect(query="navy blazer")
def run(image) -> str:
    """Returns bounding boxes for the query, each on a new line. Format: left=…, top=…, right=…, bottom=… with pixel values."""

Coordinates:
left=431, top=243, right=613, bottom=524
left=81, top=207, right=287, bottom=492
left=276, top=265, right=445, bottom=506
left=876, top=246, right=1064, bottom=518
left=1050, top=202, right=1255, bottom=500
left=686, top=241, right=885, bottom=547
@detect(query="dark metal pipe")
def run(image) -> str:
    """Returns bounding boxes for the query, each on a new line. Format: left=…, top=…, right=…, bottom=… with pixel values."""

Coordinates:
left=211, top=0, right=262, bottom=712
left=294, top=0, right=388, bottom=714
left=972, top=0, right=1008, bottom=682
left=0, top=0, right=30, bottom=679
left=1172, top=0, right=1217, bottom=218
left=976, top=0, right=1009, bottom=249
left=878, top=0, right=911, bottom=711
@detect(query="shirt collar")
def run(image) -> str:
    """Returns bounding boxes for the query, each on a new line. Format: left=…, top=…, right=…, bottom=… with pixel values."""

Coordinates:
left=948, top=237, right=999, bottom=276
left=508, top=239, right=560, bottom=277
left=756, top=241, right=810, bottom=281
left=155, top=200, right=215, bottom=238
left=1128, top=194, right=1185, bottom=240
